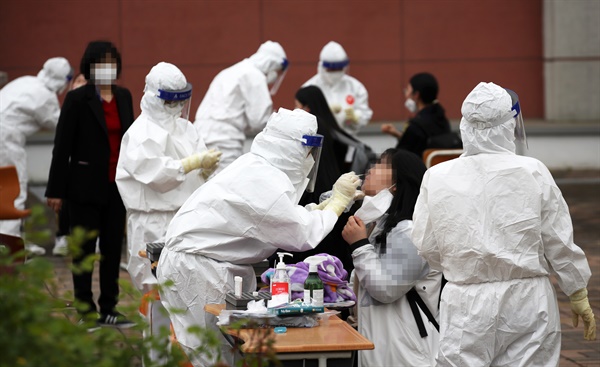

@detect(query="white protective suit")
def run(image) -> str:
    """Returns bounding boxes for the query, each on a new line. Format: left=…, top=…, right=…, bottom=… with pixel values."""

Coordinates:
left=303, top=41, right=372, bottom=137
left=411, top=82, right=592, bottom=367
left=194, top=41, right=287, bottom=175
left=0, top=57, right=72, bottom=236
left=116, top=62, right=212, bottom=365
left=353, top=217, right=441, bottom=367
left=158, top=108, right=340, bottom=366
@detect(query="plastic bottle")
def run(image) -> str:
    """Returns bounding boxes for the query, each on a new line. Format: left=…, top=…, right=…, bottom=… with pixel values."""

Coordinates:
left=234, top=276, right=243, bottom=297
left=303, top=258, right=324, bottom=307
left=270, top=252, right=293, bottom=304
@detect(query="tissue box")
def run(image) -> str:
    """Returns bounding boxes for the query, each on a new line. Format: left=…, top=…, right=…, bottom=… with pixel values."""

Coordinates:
left=225, top=291, right=272, bottom=310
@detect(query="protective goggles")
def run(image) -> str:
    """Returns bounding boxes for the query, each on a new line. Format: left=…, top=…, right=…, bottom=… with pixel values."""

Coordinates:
left=322, top=59, right=349, bottom=70
left=157, top=82, right=193, bottom=120
left=505, top=88, right=528, bottom=154
left=302, top=134, right=324, bottom=193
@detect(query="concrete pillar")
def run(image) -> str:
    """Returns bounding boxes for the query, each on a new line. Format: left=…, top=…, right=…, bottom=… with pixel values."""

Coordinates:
left=543, top=0, right=600, bottom=120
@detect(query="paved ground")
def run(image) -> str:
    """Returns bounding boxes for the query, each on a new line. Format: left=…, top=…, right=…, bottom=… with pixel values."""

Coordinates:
left=26, top=169, right=600, bottom=365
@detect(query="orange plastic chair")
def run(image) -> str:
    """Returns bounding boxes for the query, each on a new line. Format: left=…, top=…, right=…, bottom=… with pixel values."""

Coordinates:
left=422, top=149, right=463, bottom=168
left=0, top=165, right=31, bottom=220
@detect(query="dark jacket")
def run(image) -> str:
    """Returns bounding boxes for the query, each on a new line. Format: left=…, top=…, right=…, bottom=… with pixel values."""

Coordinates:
left=396, top=103, right=450, bottom=158
left=45, top=84, right=134, bottom=204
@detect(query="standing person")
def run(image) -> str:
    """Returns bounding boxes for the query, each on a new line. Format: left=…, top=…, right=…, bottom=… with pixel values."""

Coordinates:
left=116, top=62, right=221, bottom=363
left=46, top=41, right=135, bottom=327
left=0, top=57, right=73, bottom=255
left=194, top=40, right=288, bottom=176
left=412, top=82, right=596, bottom=366
left=303, top=41, right=373, bottom=137
left=381, top=72, right=452, bottom=158
left=157, top=108, right=361, bottom=366
left=342, top=149, right=442, bottom=366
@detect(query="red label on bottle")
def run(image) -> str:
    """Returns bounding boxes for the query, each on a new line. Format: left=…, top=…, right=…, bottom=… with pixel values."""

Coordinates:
left=346, top=95, right=355, bottom=105
left=272, top=282, right=289, bottom=295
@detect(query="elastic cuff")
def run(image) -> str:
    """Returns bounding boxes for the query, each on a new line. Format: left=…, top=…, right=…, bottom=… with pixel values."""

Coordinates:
left=350, top=238, right=370, bottom=253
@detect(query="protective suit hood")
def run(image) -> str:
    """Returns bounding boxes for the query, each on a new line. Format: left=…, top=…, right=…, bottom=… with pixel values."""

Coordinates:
left=141, top=62, right=189, bottom=131
left=248, top=41, right=287, bottom=75
left=251, top=108, right=317, bottom=189
left=37, top=57, right=72, bottom=93
left=318, top=41, right=349, bottom=85
left=459, top=82, right=517, bottom=156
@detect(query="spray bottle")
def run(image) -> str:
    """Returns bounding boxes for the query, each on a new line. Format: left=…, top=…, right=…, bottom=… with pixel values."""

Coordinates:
left=303, top=257, right=325, bottom=307
left=271, top=252, right=293, bottom=304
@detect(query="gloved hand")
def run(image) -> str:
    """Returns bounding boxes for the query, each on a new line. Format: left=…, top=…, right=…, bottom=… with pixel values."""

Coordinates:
left=344, top=107, right=358, bottom=126
left=181, top=149, right=222, bottom=174
left=330, top=104, right=342, bottom=114
left=324, top=172, right=361, bottom=216
left=569, top=288, right=596, bottom=341
left=200, top=161, right=219, bottom=180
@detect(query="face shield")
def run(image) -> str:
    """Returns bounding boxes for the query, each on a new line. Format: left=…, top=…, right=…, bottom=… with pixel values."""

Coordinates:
left=268, top=58, right=289, bottom=96
left=505, top=88, right=528, bottom=155
left=59, top=68, right=75, bottom=94
left=157, top=83, right=193, bottom=120
left=302, top=134, right=324, bottom=193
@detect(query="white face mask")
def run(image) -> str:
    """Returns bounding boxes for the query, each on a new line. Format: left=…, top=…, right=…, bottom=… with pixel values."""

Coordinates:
left=404, top=98, right=417, bottom=113
left=92, top=63, right=117, bottom=85
left=354, top=188, right=394, bottom=225
left=322, top=70, right=344, bottom=85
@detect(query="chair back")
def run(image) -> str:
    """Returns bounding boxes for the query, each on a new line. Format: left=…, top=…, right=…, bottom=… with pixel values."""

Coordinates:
left=0, top=233, right=26, bottom=274
left=422, top=149, right=463, bottom=168
left=0, top=166, right=31, bottom=220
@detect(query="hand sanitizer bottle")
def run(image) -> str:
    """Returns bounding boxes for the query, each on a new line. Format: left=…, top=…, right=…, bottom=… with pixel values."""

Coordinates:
left=303, top=258, right=324, bottom=307
left=271, top=252, right=293, bottom=304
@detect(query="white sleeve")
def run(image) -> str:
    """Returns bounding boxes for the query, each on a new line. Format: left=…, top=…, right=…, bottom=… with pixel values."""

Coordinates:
left=118, top=134, right=188, bottom=194
left=33, top=92, right=60, bottom=130
left=352, top=81, right=373, bottom=128
left=539, top=171, right=591, bottom=296
left=352, top=223, right=429, bottom=304
left=240, top=73, right=272, bottom=134
left=411, top=172, right=443, bottom=272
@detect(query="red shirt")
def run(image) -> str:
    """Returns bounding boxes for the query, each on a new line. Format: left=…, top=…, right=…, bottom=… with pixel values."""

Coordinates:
left=102, top=98, right=122, bottom=182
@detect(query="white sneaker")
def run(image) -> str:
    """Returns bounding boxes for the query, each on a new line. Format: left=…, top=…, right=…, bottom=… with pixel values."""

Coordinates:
left=25, top=243, right=46, bottom=256
left=52, top=236, right=68, bottom=256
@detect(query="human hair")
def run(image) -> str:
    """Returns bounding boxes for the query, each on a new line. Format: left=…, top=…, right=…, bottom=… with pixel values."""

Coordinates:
left=375, top=149, right=427, bottom=253
left=79, top=41, right=122, bottom=81
left=409, top=72, right=439, bottom=104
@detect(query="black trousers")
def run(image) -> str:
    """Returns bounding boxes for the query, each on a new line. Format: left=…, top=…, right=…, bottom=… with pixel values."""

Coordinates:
left=69, top=182, right=126, bottom=315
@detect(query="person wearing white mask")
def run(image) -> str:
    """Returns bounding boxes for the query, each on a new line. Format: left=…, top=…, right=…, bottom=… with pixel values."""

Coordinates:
left=342, top=149, right=442, bottom=367
left=412, top=82, right=596, bottom=366
left=303, top=41, right=373, bottom=137
left=194, top=40, right=288, bottom=177
left=381, top=72, right=452, bottom=158
left=157, top=108, right=361, bottom=366
left=116, top=62, right=221, bottom=363
left=46, top=41, right=135, bottom=328
left=0, top=56, right=73, bottom=255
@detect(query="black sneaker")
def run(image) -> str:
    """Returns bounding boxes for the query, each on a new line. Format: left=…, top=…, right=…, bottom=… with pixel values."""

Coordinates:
left=98, top=312, right=136, bottom=329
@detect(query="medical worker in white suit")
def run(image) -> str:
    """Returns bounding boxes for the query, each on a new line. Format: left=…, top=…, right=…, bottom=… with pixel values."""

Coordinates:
left=412, top=82, right=596, bottom=366
left=116, top=62, right=221, bottom=364
left=158, top=108, right=361, bottom=366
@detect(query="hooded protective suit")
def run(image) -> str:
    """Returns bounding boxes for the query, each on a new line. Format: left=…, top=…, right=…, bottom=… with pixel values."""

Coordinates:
left=194, top=41, right=287, bottom=175
left=303, top=41, right=372, bottom=137
left=116, top=62, right=210, bottom=292
left=0, top=57, right=72, bottom=236
left=411, top=82, right=592, bottom=366
left=157, top=108, right=344, bottom=365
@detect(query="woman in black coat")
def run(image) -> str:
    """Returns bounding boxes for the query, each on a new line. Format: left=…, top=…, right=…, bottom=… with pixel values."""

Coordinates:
left=46, top=41, right=134, bottom=327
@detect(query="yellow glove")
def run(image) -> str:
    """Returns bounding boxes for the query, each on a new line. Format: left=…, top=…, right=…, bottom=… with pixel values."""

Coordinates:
left=324, top=172, right=361, bottom=216
left=181, top=149, right=222, bottom=174
left=344, top=107, right=358, bottom=126
left=200, top=160, right=219, bottom=180
left=570, top=288, right=596, bottom=341
left=330, top=104, right=342, bottom=114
